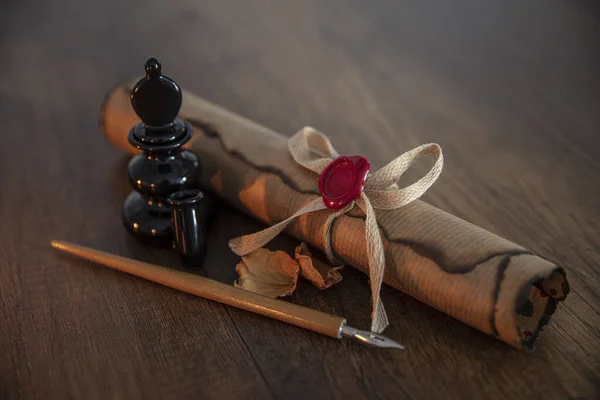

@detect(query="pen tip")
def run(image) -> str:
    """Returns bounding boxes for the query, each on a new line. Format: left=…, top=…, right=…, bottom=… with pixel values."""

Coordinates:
left=387, top=340, right=405, bottom=350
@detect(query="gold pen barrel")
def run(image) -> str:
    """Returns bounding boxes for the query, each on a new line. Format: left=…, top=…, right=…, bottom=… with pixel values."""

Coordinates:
left=51, top=240, right=345, bottom=339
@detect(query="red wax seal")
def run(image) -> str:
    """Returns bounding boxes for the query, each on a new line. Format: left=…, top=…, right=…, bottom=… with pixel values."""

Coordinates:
left=318, top=155, right=370, bottom=210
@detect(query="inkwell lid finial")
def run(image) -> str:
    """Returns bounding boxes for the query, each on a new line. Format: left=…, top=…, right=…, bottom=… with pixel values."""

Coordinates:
left=131, top=56, right=183, bottom=129
left=128, top=57, right=192, bottom=149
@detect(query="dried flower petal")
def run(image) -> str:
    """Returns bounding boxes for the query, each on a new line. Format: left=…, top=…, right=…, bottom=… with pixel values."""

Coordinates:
left=295, top=243, right=343, bottom=290
left=234, top=248, right=299, bottom=298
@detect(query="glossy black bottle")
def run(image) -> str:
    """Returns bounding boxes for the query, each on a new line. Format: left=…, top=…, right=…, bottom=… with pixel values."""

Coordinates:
left=122, top=57, right=199, bottom=245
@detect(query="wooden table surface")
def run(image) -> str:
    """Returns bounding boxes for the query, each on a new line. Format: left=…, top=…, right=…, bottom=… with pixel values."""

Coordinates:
left=1, top=0, right=599, bottom=399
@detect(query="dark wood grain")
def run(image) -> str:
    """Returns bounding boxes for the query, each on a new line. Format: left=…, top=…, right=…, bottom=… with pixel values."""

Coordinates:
left=1, top=0, right=599, bottom=399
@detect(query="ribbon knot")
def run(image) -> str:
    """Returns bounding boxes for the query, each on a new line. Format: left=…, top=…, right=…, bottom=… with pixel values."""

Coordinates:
left=229, top=127, right=443, bottom=333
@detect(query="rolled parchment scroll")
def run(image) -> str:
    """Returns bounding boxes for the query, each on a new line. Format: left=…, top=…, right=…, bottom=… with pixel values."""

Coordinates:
left=100, top=84, right=569, bottom=351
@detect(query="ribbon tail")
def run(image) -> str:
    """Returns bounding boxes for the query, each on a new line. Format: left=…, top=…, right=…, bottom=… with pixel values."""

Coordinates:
left=357, top=193, right=389, bottom=333
left=229, top=197, right=327, bottom=256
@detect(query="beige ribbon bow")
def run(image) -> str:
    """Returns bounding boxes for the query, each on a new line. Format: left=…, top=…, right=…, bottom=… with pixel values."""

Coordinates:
left=229, top=127, right=443, bottom=333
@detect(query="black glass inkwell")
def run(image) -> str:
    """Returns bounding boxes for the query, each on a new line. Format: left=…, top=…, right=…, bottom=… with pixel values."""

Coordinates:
left=123, top=57, right=209, bottom=264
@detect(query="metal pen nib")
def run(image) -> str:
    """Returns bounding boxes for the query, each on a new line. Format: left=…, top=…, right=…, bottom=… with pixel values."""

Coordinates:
left=340, top=325, right=404, bottom=349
